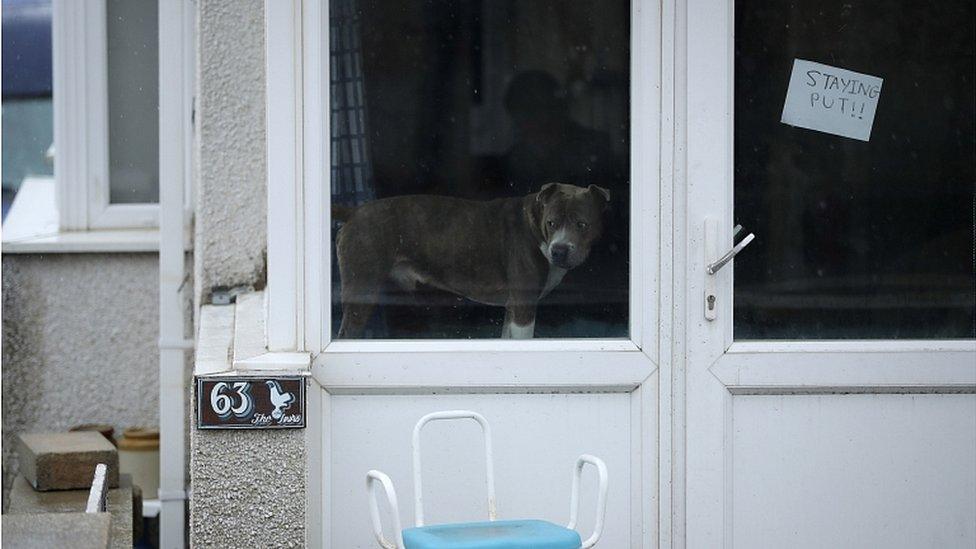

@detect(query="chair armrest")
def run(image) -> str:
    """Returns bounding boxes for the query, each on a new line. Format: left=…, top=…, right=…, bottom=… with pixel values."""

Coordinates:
left=366, top=470, right=405, bottom=549
left=566, top=454, right=608, bottom=548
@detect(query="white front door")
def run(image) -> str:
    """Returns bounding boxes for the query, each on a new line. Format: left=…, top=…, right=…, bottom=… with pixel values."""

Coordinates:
left=293, top=0, right=663, bottom=546
left=270, top=0, right=975, bottom=545
left=681, top=0, right=976, bottom=547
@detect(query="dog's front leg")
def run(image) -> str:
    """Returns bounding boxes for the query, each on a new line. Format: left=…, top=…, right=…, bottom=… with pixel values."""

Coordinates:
left=502, top=301, right=536, bottom=339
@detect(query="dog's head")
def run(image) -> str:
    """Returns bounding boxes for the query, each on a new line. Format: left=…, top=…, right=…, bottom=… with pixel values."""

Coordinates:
left=534, top=182, right=611, bottom=269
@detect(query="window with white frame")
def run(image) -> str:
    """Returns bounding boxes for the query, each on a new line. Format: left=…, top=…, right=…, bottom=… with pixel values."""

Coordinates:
left=265, top=0, right=658, bottom=355
left=327, top=0, right=631, bottom=340
left=53, top=0, right=159, bottom=230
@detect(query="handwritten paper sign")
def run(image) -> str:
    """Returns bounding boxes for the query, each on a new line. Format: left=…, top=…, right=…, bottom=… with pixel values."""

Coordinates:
left=781, top=59, right=883, bottom=141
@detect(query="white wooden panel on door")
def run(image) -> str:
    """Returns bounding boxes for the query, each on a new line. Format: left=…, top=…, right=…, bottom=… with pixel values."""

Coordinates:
left=329, top=393, right=633, bottom=548
left=733, top=394, right=976, bottom=548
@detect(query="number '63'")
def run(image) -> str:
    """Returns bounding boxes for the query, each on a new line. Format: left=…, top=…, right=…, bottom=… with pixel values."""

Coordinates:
left=210, top=382, right=254, bottom=419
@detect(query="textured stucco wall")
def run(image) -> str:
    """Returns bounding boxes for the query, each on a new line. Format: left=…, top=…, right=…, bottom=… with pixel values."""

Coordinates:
left=194, top=0, right=267, bottom=309
left=1, top=253, right=160, bottom=508
left=190, top=1, right=310, bottom=547
left=190, top=426, right=308, bottom=548
left=189, top=302, right=310, bottom=548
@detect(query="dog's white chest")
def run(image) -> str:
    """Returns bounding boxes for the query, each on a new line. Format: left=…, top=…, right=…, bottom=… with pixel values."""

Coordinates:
left=540, top=266, right=567, bottom=299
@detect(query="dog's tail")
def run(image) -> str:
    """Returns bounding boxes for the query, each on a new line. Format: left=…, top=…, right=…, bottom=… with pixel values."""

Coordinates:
left=331, top=204, right=357, bottom=224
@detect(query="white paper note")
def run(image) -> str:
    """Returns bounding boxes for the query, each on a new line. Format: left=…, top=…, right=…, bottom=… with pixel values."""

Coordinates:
left=781, top=59, right=883, bottom=142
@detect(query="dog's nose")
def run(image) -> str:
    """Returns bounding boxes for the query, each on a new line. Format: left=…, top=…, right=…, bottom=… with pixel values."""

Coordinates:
left=551, top=243, right=570, bottom=263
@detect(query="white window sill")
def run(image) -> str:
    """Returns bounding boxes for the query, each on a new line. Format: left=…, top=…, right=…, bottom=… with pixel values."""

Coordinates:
left=3, top=230, right=161, bottom=253
left=195, top=290, right=311, bottom=378
left=2, top=176, right=188, bottom=254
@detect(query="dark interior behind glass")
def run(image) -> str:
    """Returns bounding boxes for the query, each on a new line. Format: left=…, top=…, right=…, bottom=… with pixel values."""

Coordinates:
left=734, top=0, right=975, bottom=339
left=330, top=0, right=630, bottom=339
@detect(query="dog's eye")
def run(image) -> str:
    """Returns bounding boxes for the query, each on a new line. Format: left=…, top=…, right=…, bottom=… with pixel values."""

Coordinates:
left=577, top=221, right=589, bottom=230
left=547, top=220, right=556, bottom=228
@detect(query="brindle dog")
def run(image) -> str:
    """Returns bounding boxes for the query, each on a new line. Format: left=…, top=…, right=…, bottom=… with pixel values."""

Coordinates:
left=334, top=183, right=610, bottom=338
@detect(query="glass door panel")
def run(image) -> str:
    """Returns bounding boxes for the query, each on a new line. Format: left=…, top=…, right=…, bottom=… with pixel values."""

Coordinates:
left=329, top=0, right=631, bottom=339
left=733, top=0, right=975, bottom=339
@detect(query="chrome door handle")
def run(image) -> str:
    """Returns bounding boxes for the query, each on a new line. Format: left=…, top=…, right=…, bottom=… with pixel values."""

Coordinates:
left=706, top=224, right=755, bottom=275
left=704, top=219, right=756, bottom=321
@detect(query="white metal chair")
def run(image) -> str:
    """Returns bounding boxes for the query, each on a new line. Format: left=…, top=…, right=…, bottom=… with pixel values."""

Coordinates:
left=366, top=410, right=608, bottom=549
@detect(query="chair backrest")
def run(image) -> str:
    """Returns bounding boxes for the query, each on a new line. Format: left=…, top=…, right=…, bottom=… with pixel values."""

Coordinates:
left=411, top=410, right=496, bottom=526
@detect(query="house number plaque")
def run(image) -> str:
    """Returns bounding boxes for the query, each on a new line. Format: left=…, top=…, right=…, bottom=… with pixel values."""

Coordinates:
left=196, top=377, right=306, bottom=430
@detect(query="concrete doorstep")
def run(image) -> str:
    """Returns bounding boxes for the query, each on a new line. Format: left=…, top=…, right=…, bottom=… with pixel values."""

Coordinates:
left=6, top=473, right=137, bottom=548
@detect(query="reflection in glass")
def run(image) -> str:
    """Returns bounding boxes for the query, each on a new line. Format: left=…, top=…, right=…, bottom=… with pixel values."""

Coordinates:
left=734, top=0, right=975, bottom=339
left=330, top=0, right=630, bottom=339
left=107, top=0, right=158, bottom=204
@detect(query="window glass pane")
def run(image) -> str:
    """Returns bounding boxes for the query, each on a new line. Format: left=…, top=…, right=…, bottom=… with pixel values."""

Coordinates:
left=106, top=0, right=158, bottom=204
left=734, top=0, right=975, bottom=339
left=330, top=0, right=630, bottom=339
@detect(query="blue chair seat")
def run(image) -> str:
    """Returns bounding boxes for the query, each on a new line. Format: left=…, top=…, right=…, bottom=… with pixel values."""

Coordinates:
left=402, top=519, right=582, bottom=549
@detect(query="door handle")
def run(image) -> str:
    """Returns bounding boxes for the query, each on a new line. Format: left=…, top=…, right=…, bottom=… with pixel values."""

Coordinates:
left=707, top=224, right=755, bottom=275
left=704, top=218, right=756, bottom=321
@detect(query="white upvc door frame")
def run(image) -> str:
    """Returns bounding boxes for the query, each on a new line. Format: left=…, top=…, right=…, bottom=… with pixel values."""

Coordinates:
left=268, top=0, right=662, bottom=391
left=265, top=0, right=665, bottom=546
left=678, top=0, right=976, bottom=547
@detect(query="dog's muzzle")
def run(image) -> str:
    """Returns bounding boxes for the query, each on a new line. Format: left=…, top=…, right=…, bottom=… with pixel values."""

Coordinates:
left=550, top=243, right=571, bottom=267
left=549, top=242, right=586, bottom=269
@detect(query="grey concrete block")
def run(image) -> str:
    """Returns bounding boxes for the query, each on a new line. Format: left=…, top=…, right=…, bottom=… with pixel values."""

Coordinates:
left=16, top=432, right=119, bottom=491
left=2, top=512, right=111, bottom=549
left=8, top=474, right=134, bottom=549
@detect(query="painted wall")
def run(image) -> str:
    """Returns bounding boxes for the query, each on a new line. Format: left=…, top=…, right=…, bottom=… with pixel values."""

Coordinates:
left=1, top=253, right=160, bottom=508
left=193, top=0, right=267, bottom=309
left=189, top=1, right=309, bottom=547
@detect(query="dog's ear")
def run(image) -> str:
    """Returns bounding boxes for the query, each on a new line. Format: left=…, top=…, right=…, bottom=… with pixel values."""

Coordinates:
left=588, top=185, right=611, bottom=209
left=536, top=182, right=560, bottom=203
